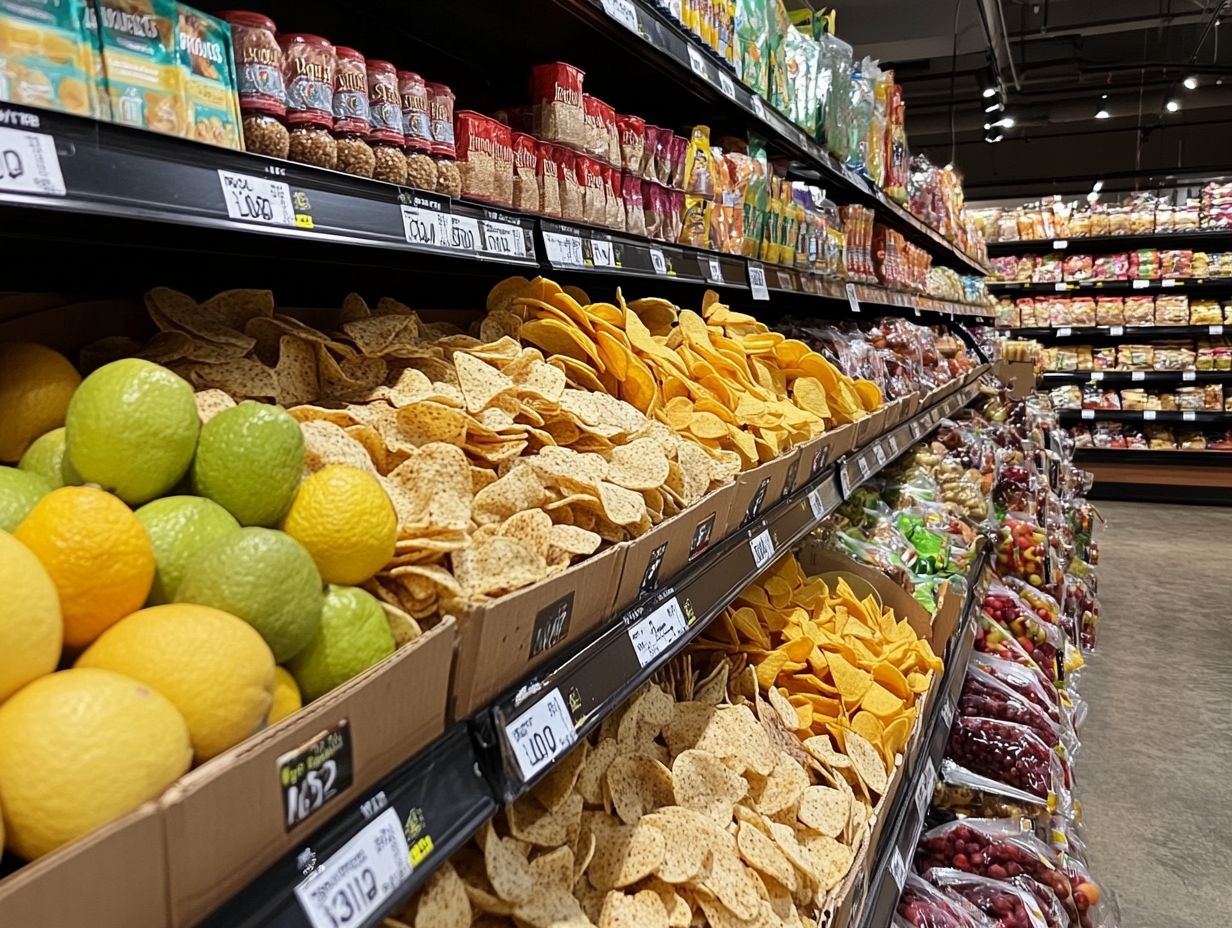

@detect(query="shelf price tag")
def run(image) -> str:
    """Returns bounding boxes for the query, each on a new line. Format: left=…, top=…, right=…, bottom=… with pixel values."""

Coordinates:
left=1161, top=278, right=1177, bottom=288
left=807, top=486, right=826, bottom=519
left=600, top=0, right=641, bottom=34
left=916, top=763, right=937, bottom=818
left=591, top=238, right=615, bottom=268
left=1132, top=279, right=1149, bottom=289
left=0, top=127, right=65, bottom=197
left=447, top=214, right=480, bottom=252
left=1183, top=371, right=1197, bottom=381
left=1210, top=325, right=1224, bottom=335
left=218, top=170, right=294, bottom=226
left=1131, top=371, right=1145, bottom=382
left=1054, top=282, right=1068, bottom=292
left=1091, top=372, right=1103, bottom=382
left=890, top=847, right=908, bottom=892
left=278, top=722, right=353, bottom=831
left=505, top=687, right=577, bottom=781
left=1052, top=239, right=1068, bottom=250
left=543, top=230, right=585, bottom=267
left=481, top=219, right=527, bottom=257
left=1056, top=327, right=1072, bottom=337
left=717, top=70, right=736, bottom=100
left=707, top=256, right=723, bottom=282
left=845, top=282, right=861, bottom=314
left=750, top=95, right=766, bottom=120
left=872, top=443, right=887, bottom=467
left=1183, top=410, right=1197, bottom=421
left=776, top=269, right=793, bottom=290
left=649, top=247, right=668, bottom=276
left=745, top=263, right=768, bottom=300
left=749, top=528, right=775, bottom=569
left=1143, top=410, right=1157, bottom=421
left=857, top=456, right=871, bottom=479
left=1109, top=325, right=1124, bottom=336
left=686, top=44, right=709, bottom=80
left=940, top=697, right=956, bottom=731
left=1081, top=409, right=1094, bottom=420
left=294, top=807, right=412, bottom=928
left=400, top=204, right=450, bottom=247
left=628, top=596, right=688, bottom=667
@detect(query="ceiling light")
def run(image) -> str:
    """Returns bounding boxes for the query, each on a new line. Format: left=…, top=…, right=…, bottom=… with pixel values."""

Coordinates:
left=1095, top=108, right=1111, bottom=119
left=1166, top=99, right=1180, bottom=112
left=985, top=101, right=1004, bottom=114
left=1183, top=76, right=1199, bottom=90
left=983, top=86, right=997, bottom=98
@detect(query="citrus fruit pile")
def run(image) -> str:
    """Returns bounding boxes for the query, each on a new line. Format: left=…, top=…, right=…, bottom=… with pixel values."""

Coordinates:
left=0, top=346, right=401, bottom=862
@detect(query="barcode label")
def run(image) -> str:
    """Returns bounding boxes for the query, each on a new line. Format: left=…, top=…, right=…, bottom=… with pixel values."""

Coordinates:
left=750, top=529, right=774, bottom=569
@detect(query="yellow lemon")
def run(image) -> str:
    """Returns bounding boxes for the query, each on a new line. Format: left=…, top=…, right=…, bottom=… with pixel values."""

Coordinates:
left=267, top=666, right=302, bottom=725
left=0, top=667, right=191, bottom=859
left=78, top=603, right=275, bottom=763
left=0, top=343, right=81, bottom=463
left=282, top=465, right=396, bottom=585
left=0, top=530, right=62, bottom=702
left=14, top=487, right=155, bottom=650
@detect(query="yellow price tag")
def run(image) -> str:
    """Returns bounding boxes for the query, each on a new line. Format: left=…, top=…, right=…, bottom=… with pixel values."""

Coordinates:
left=295, top=213, right=314, bottom=229
left=409, top=834, right=434, bottom=866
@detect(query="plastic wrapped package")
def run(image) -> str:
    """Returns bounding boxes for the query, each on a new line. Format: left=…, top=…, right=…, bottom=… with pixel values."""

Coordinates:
left=959, top=663, right=1064, bottom=750
left=933, top=758, right=1052, bottom=826
left=975, top=614, right=1055, bottom=693
left=896, top=872, right=994, bottom=928
left=735, top=0, right=770, bottom=97
left=994, top=516, right=1047, bottom=583
left=1094, top=297, right=1124, bottom=326
left=946, top=714, right=1072, bottom=807
left=923, top=870, right=1050, bottom=928
left=1057, top=853, right=1117, bottom=928
left=915, top=820, right=1074, bottom=907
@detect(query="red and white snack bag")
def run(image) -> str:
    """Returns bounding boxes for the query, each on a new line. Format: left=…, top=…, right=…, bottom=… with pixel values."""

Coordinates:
left=532, top=61, right=585, bottom=149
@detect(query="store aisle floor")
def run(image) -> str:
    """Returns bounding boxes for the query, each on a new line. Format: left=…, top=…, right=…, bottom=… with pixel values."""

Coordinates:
left=1079, top=501, right=1232, bottom=928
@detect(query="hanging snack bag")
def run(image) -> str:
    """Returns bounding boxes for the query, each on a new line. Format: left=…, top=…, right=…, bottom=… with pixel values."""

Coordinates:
left=682, top=125, right=715, bottom=198
left=532, top=61, right=585, bottom=150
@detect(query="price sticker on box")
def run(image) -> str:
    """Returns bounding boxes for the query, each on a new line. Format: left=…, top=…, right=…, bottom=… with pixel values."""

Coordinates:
left=504, top=687, right=577, bottom=781
left=219, top=170, right=294, bottom=226
left=1081, top=409, right=1094, bottom=420
left=1183, top=410, right=1197, bottom=422
left=591, top=238, right=615, bottom=267
left=543, top=230, right=585, bottom=267
left=481, top=219, right=527, bottom=257
left=748, top=262, right=770, bottom=300
left=601, top=0, right=641, bottom=34
left=0, top=127, right=65, bottom=197
left=294, top=807, right=411, bottom=928
left=686, top=44, right=710, bottom=80
left=627, top=596, right=688, bottom=668
left=649, top=247, right=667, bottom=275
left=749, top=528, right=775, bottom=569
left=278, top=722, right=353, bottom=831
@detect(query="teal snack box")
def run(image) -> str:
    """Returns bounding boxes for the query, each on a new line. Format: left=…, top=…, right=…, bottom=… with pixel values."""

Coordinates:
left=174, top=3, right=241, bottom=149
left=0, top=0, right=95, bottom=117
left=95, top=0, right=185, bottom=136
left=80, top=0, right=109, bottom=120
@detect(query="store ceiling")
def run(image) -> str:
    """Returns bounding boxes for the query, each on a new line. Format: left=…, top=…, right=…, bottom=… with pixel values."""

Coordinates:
left=835, top=0, right=1232, bottom=200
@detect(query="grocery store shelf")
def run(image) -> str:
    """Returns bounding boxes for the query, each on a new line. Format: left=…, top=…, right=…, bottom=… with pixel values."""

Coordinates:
left=552, top=0, right=987, bottom=276
left=1060, top=409, right=1232, bottom=425
left=990, top=278, right=1232, bottom=294
left=854, top=551, right=990, bottom=928
left=1008, top=324, right=1227, bottom=342
left=1041, top=370, right=1232, bottom=385
left=1075, top=447, right=1232, bottom=463
left=987, top=230, right=1232, bottom=255
left=1076, top=448, right=1232, bottom=504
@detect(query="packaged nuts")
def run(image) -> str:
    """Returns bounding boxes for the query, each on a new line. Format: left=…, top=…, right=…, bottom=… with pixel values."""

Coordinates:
left=398, top=70, right=433, bottom=152
left=532, top=61, right=585, bottom=149
left=242, top=114, right=289, bottom=158
left=332, top=47, right=372, bottom=176
left=512, top=132, right=539, bottom=213
left=538, top=141, right=561, bottom=217
left=406, top=152, right=436, bottom=190
left=373, top=143, right=408, bottom=184
left=426, top=81, right=456, bottom=157
left=617, top=113, right=644, bottom=173
left=221, top=11, right=288, bottom=157
left=288, top=126, right=337, bottom=169
left=366, top=60, right=403, bottom=144
left=491, top=120, right=513, bottom=207
left=436, top=156, right=462, bottom=198
left=280, top=34, right=335, bottom=127
left=455, top=110, right=495, bottom=201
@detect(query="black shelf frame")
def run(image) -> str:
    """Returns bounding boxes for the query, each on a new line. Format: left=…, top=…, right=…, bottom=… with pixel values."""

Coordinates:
left=1008, top=324, right=1228, bottom=343
left=1060, top=409, right=1232, bottom=425
left=990, top=278, right=1232, bottom=295
left=1041, top=370, right=1232, bottom=386
left=987, top=229, right=1232, bottom=256
left=1075, top=447, right=1232, bottom=463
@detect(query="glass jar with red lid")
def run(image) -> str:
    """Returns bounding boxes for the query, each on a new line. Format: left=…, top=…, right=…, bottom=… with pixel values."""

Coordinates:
left=332, top=46, right=373, bottom=177
left=219, top=10, right=288, bottom=157
left=280, top=33, right=337, bottom=169
left=366, top=59, right=407, bottom=185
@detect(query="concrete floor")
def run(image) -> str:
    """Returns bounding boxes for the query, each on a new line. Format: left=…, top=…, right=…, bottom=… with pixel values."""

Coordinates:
left=1078, top=501, right=1232, bottom=928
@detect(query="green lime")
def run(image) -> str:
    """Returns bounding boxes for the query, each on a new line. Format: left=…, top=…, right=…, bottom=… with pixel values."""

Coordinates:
left=0, top=466, right=51, bottom=533
left=65, top=359, right=199, bottom=505
left=191, top=401, right=304, bottom=527
left=135, top=496, right=240, bottom=604
left=288, top=585, right=395, bottom=702
left=175, top=527, right=323, bottom=662
left=18, top=428, right=82, bottom=489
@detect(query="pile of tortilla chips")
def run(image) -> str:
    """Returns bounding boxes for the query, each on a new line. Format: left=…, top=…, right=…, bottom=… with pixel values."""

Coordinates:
left=106, top=287, right=734, bottom=620
left=699, top=554, right=943, bottom=779
left=387, top=665, right=875, bottom=928
left=488, top=277, right=883, bottom=470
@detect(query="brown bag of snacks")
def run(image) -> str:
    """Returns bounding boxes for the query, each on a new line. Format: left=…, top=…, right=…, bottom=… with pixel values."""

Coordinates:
left=642, top=125, right=660, bottom=180
left=599, top=99, right=619, bottom=165
left=532, top=62, right=585, bottom=149
left=455, top=111, right=495, bottom=201
left=332, top=47, right=374, bottom=177
left=654, top=130, right=673, bottom=185
left=538, top=141, right=561, bottom=217
left=223, top=11, right=289, bottom=157
left=280, top=33, right=337, bottom=168
left=579, top=155, right=606, bottom=226
left=603, top=165, right=624, bottom=231
left=491, top=119, right=513, bottom=207
left=366, top=59, right=408, bottom=184
left=512, top=132, right=539, bottom=213
left=582, top=94, right=606, bottom=159
left=671, top=132, right=689, bottom=189
left=617, top=113, right=644, bottom=173
left=644, top=180, right=665, bottom=240
left=623, top=171, right=646, bottom=236
left=558, top=146, right=583, bottom=221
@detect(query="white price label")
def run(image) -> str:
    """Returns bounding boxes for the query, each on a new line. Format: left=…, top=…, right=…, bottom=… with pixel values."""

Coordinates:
left=481, top=219, right=527, bottom=257
left=1056, top=326, right=1072, bottom=337
left=1053, top=239, right=1068, bottom=250
left=543, top=230, right=585, bottom=267
left=857, top=456, right=871, bottom=478
left=591, top=238, right=615, bottom=267
left=846, top=282, right=861, bottom=314
left=1081, top=409, right=1095, bottom=420
left=1183, top=410, right=1197, bottom=421
left=601, top=0, right=640, bottom=34
left=707, top=256, right=723, bottom=283
left=1054, top=282, right=1069, bottom=292
left=1162, top=278, right=1177, bottom=288
left=649, top=247, right=667, bottom=275
left=717, top=70, right=736, bottom=100
left=749, top=529, right=775, bottom=569
left=686, top=44, right=709, bottom=80
left=1143, top=410, right=1157, bottom=420
left=504, top=687, right=577, bottom=781
left=872, top=443, right=887, bottom=467
left=750, top=95, right=766, bottom=120
left=1209, top=325, right=1224, bottom=335
left=889, top=848, right=908, bottom=891
left=0, top=127, right=65, bottom=196
left=748, top=263, right=769, bottom=300
left=1091, top=371, right=1104, bottom=381
left=446, top=214, right=480, bottom=252
left=400, top=204, right=450, bottom=247
left=913, top=304, right=921, bottom=317
left=1132, top=279, right=1149, bottom=289
left=628, top=596, right=688, bottom=667
left=218, top=170, right=294, bottom=226
left=1131, top=371, right=1145, bottom=382
left=1109, top=325, right=1124, bottom=336
left=941, top=697, right=956, bottom=730
left=1183, top=371, right=1197, bottom=381
left=807, top=487, right=825, bottom=519
left=294, top=808, right=412, bottom=928
left=916, top=764, right=937, bottom=817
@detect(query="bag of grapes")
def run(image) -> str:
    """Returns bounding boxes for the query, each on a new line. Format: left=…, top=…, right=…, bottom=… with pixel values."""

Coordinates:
left=946, top=716, right=1072, bottom=810
left=923, top=869, right=1050, bottom=928
left=969, top=653, right=1064, bottom=727
left=974, top=615, right=1055, bottom=693
left=934, top=758, right=1051, bottom=830
left=1056, top=853, right=1119, bottom=928
left=960, top=664, right=1077, bottom=760
left=895, top=871, right=995, bottom=928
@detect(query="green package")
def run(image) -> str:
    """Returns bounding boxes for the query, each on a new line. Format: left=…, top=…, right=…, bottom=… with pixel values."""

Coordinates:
left=735, top=0, right=768, bottom=98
